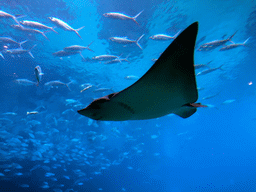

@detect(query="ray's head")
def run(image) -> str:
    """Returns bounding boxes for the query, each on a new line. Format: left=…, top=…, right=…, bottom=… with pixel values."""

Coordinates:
left=77, top=97, right=110, bottom=120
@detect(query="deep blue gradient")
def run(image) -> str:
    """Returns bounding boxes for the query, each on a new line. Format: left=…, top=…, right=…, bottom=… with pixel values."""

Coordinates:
left=1, top=0, right=256, bottom=191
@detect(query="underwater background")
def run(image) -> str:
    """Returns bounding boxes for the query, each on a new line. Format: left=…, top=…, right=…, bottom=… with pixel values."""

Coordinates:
left=1, top=0, right=256, bottom=191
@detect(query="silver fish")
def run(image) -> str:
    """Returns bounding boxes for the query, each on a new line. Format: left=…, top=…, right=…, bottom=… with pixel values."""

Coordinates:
left=0, top=10, right=22, bottom=26
left=35, top=65, right=44, bottom=85
left=103, top=10, right=143, bottom=25
left=92, top=54, right=120, bottom=61
left=44, top=80, right=72, bottom=91
left=198, top=31, right=237, bottom=51
left=149, top=30, right=181, bottom=40
left=20, top=20, right=58, bottom=34
left=52, top=50, right=84, bottom=59
left=15, top=79, right=37, bottom=86
left=109, top=34, right=144, bottom=49
left=0, top=37, right=27, bottom=47
left=63, top=41, right=94, bottom=52
left=11, top=25, right=49, bottom=40
left=48, top=17, right=84, bottom=39
left=6, top=45, right=36, bottom=58
left=197, top=65, right=224, bottom=76
left=219, top=37, right=250, bottom=51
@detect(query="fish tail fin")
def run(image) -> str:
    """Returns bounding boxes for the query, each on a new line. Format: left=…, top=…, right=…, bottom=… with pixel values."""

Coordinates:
left=41, top=32, right=49, bottom=40
left=19, top=40, right=28, bottom=48
left=75, top=26, right=85, bottom=39
left=15, top=14, right=26, bottom=19
left=29, top=44, right=37, bottom=51
left=12, top=16, right=22, bottom=26
left=243, top=37, right=250, bottom=46
left=173, top=30, right=181, bottom=38
left=205, top=60, right=213, bottom=69
left=136, top=34, right=144, bottom=50
left=66, top=81, right=73, bottom=91
left=0, top=52, right=4, bottom=59
left=79, top=52, right=85, bottom=59
left=228, top=31, right=237, bottom=41
left=28, top=44, right=36, bottom=58
left=124, top=54, right=130, bottom=63
left=28, top=52, right=34, bottom=58
left=76, top=26, right=85, bottom=32
left=132, top=10, right=144, bottom=25
left=218, top=64, right=224, bottom=71
left=206, top=60, right=213, bottom=65
left=86, top=41, right=94, bottom=52
left=75, top=31, right=82, bottom=39
left=51, top=27, right=58, bottom=34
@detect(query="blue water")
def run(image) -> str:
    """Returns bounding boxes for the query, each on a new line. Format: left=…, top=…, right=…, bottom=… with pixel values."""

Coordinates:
left=1, top=0, right=256, bottom=191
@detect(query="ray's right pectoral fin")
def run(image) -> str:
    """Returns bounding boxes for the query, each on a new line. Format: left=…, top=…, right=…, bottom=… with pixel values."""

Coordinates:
left=173, top=107, right=197, bottom=119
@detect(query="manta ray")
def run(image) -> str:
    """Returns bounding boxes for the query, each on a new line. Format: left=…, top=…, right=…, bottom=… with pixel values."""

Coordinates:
left=78, top=22, right=205, bottom=121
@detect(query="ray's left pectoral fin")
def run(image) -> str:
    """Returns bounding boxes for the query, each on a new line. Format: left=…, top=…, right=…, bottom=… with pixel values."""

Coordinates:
left=174, top=103, right=207, bottom=119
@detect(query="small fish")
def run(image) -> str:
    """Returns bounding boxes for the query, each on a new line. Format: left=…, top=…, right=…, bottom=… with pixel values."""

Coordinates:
left=222, top=99, right=236, bottom=104
left=44, top=80, right=72, bottom=91
left=92, top=54, right=120, bottom=61
left=48, top=17, right=84, bottom=39
left=202, top=92, right=220, bottom=100
left=35, top=65, right=44, bottom=86
left=20, top=20, right=58, bottom=33
left=15, top=79, right=37, bottom=86
left=110, top=34, right=144, bottom=49
left=103, top=10, right=144, bottom=25
left=63, top=41, right=94, bottom=52
left=45, top=172, right=55, bottom=177
left=151, top=135, right=159, bottom=139
left=197, top=65, right=224, bottom=76
left=104, top=57, right=129, bottom=64
left=11, top=25, right=49, bottom=40
left=20, top=184, right=29, bottom=188
left=27, top=111, right=39, bottom=115
left=219, top=37, right=250, bottom=51
left=41, top=185, right=50, bottom=189
left=194, top=61, right=212, bottom=69
left=124, top=75, right=139, bottom=80
left=195, top=36, right=206, bottom=48
left=14, top=172, right=23, bottom=176
left=80, top=85, right=92, bottom=93
left=0, top=52, right=4, bottom=59
left=0, top=10, right=22, bottom=26
left=0, top=37, right=27, bottom=47
left=198, top=31, right=237, bottom=51
left=6, top=44, right=36, bottom=58
left=194, top=64, right=210, bottom=69
left=2, top=112, right=17, bottom=116
left=52, top=50, right=84, bottom=59
left=149, top=30, right=181, bottom=40
left=93, top=88, right=113, bottom=93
